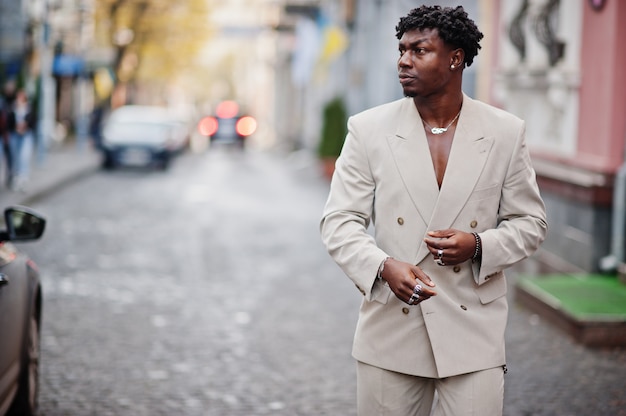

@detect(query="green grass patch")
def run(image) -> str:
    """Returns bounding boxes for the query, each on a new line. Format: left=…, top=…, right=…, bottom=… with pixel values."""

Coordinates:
left=517, top=274, right=626, bottom=321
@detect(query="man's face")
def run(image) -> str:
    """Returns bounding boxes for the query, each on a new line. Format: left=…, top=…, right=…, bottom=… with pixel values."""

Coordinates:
left=397, top=28, right=455, bottom=98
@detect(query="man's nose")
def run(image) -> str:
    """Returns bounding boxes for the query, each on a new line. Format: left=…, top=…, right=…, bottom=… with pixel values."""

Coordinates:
left=398, top=53, right=411, bottom=67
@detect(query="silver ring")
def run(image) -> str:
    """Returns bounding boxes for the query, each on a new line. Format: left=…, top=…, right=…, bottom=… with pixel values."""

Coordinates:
left=436, top=258, right=446, bottom=266
left=437, top=249, right=444, bottom=258
left=413, top=284, right=422, bottom=294
left=409, top=293, right=420, bottom=304
left=407, top=297, right=415, bottom=305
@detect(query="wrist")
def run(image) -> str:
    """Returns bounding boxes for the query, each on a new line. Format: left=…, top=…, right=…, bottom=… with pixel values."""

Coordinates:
left=377, top=257, right=393, bottom=280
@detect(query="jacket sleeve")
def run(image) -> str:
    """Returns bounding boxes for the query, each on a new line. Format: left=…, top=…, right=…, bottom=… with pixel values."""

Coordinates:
left=475, top=122, right=548, bottom=284
left=320, top=116, right=389, bottom=300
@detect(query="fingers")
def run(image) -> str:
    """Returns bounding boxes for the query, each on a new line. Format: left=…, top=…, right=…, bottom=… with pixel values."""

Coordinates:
left=406, top=281, right=435, bottom=305
left=424, top=229, right=457, bottom=248
left=384, top=259, right=437, bottom=305
left=396, top=272, right=436, bottom=305
left=403, top=266, right=436, bottom=305
left=427, top=229, right=455, bottom=239
left=424, top=238, right=451, bottom=264
left=424, top=229, right=472, bottom=265
left=424, top=230, right=476, bottom=265
left=424, top=233, right=452, bottom=255
left=412, top=265, right=435, bottom=287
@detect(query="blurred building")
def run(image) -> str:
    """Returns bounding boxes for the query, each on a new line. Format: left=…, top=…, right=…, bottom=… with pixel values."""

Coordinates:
left=273, top=0, right=625, bottom=276
left=0, top=0, right=98, bottom=151
left=196, top=0, right=278, bottom=150
left=491, top=0, right=625, bottom=277
left=0, top=1, right=29, bottom=81
left=2, top=0, right=624, bottom=276
left=0, top=0, right=55, bottom=155
left=273, top=1, right=482, bottom=150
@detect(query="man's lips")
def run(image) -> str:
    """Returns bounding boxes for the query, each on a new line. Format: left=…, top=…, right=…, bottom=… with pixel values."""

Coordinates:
left=399, top=74, right=415, bottom=84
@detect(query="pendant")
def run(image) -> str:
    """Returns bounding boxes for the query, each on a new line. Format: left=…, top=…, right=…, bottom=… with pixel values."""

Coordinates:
left=431, top=127, right=447, bottom=134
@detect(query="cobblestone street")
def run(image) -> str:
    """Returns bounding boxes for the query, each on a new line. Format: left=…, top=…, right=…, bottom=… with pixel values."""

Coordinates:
left=16, top=148, right=626, bottom=415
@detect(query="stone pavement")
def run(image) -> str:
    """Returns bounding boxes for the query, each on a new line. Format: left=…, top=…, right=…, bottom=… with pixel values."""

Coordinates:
left=1, top=143, right=625, bottom=415
left=0, top=142, right=102, bottom=208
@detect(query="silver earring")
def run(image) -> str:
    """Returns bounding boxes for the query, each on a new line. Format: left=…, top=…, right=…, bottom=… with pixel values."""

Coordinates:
left=451, top=65, right=455, bottom=69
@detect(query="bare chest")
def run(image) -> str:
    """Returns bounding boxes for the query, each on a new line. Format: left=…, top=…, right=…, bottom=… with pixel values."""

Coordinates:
left=426, top=127, right=456, bottom=188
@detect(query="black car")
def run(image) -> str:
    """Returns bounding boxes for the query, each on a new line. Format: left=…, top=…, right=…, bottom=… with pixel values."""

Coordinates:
left=197, top=100, right=257, bottom=148
left=0, top=206, right=46, bottom=416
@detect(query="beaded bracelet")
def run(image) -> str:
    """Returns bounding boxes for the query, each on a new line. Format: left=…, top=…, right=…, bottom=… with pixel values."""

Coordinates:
left=471, top=232, right=482, bottom=262
left=377, top=257, right=392, bottom=280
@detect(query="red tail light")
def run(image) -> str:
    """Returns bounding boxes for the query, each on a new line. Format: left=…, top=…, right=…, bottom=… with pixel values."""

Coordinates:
left=235, top=116, right=257, bottom=137
left=216, top=101, right=239, bottom=119
left=198, top=116, right=219, bottom=136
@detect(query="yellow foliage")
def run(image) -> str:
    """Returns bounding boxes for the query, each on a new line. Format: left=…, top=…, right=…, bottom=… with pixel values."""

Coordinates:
left=94, top=0, right=214, bottom=85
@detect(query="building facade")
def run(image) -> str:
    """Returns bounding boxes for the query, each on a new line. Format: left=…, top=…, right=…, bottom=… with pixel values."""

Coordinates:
left=280, top=0, right=625, bottom=275
left=491, top=0, right=626, bottom=275
left=0, top=0, right=96, bottom=153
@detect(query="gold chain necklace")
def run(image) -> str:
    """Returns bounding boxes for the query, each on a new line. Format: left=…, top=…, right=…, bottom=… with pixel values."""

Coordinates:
left=422, top=109, right=462, bottom=135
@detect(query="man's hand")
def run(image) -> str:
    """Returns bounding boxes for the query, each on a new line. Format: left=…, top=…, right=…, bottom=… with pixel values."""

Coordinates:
left=424, top=229, right=476, bottom=266
left=380, top=258, right=436, bottom=305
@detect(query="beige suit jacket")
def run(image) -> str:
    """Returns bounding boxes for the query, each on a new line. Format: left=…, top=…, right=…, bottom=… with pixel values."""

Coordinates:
left=320, top=95, right=547, bottom=378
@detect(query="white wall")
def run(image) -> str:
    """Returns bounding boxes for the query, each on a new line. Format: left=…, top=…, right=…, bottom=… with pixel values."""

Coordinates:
left=494, top=0, right=583, bottom=156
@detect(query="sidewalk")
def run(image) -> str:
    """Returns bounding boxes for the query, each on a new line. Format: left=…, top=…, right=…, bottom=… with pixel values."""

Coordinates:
left=0, top=143, right=102, bottom=208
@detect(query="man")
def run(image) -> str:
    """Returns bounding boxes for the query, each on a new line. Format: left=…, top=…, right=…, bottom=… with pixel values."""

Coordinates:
left=320, top=5, right=547, bottom=416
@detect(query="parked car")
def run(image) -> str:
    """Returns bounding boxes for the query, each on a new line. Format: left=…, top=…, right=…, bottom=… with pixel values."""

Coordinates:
left=197, top=100, right=257, bottom=148
left=100, top=105, right=190, bottom=170
left=0, top=206, right=46, bottom=416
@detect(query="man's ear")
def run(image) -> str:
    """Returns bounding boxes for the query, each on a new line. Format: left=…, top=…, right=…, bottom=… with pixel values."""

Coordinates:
left=450, top=48, right=465, bottom=69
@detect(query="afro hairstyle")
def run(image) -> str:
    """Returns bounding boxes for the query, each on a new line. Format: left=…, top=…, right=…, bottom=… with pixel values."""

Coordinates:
left=396, top=5, right=484, bottom=67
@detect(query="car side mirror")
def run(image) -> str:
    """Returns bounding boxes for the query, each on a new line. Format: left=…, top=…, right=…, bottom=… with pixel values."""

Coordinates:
left=0, top=206, right=46, bottom=242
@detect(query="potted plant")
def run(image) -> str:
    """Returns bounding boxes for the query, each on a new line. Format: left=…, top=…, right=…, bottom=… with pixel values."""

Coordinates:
left=317, top=96, right=348, bottom=180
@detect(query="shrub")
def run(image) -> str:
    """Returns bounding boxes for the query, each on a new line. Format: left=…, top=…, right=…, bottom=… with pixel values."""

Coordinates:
left=317, top=97, right=347, bottom=158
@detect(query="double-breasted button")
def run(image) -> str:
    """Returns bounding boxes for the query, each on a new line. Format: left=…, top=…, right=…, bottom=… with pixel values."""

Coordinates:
left=460, top=305, right=467, bottom=310
left=453, top=265, right=461, bottom=273
left=402, top=307, right=410, bottom=314
left=397, top=217, right=404, bottom=225
left=470, top=220, right=478, bottom=228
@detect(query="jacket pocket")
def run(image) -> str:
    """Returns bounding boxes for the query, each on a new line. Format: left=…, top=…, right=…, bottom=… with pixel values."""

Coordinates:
left=476, top=272, right=507, bottom=304
left=467, top=184, right=500, bottom=202
left=371, top=280, right=393, bottom=304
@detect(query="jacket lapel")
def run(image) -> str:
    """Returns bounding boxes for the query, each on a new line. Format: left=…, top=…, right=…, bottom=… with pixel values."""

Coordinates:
left=387, top=99, right=440, bottom=227
left=416, top=96, right=494, bottom=262
left=388, top=96, right=495, bottom=264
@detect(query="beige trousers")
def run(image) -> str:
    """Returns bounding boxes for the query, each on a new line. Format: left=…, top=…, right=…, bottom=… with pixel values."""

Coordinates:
left=356, top=361, right=504, bottom=416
